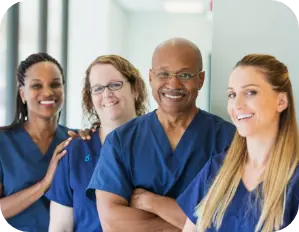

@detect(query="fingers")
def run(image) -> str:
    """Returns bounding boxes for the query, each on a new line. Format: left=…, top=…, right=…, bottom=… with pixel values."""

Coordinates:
left=53, top=137, right=72, bottom=156
left=77, top=129, right=91, bottom=140
left=56, top=150, right=67, bottom=160
left=67, top=130, right=77, bottom=138
left=63, top=137, right=72, bottom=147
left=84, top=129, right=92, bottom=140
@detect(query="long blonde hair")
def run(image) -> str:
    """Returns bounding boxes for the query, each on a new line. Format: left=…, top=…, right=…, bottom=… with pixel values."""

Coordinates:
left=196, top=54, right=299, bottom=232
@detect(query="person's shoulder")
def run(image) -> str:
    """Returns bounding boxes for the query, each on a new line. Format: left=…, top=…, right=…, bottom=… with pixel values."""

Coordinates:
left=0, top=124, right=22, bottom=138
left=199, top=110, right=234, bottom=129
left=66, top=129, right=99, bottom=154
left=210, top=152, right=226, bottom=169
left=113, top=112, right=153, bottom=135
left=288, top=166, right=299, bottom=194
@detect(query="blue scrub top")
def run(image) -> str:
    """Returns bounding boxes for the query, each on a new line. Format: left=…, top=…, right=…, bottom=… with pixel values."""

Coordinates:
left=0, top=124, right=70, bottom=232
left=87, top=110, right=235, bottom=202
left=177, top=153, right=299, bottom=232
left=45, top=130, right=102, bottom=232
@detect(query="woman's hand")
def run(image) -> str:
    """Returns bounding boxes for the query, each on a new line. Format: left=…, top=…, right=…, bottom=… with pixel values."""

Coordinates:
left=68, top=128, right=96, bottom=140
left=40, top=137, right=72, bottom=192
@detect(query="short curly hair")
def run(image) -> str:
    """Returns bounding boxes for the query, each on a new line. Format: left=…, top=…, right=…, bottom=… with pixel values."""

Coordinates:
left=82, top=55, right=148, bottom=127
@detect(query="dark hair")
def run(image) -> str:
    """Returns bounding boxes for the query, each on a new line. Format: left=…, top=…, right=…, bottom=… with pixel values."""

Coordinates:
left=0, top=53, right=65, bottom=131
left=82, top=55, right=148, bottom=127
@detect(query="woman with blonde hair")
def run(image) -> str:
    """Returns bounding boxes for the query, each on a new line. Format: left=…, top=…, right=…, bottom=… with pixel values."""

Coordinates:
left=178, top=54, right=299, bottom=232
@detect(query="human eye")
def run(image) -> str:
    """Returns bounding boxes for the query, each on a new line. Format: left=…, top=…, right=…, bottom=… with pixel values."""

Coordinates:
left=51, top=82, right=62, bottom=88
left=178, top=73, right=193, bottom=80
left=31, top=83, right=42, bottom=89
left=92, top=85, right=104, bottom=94
left=228, top=92, right=236, bottom=98
left=246, top=90, right=257, bottom=96
left=157, top=71, right=170, bottom=79
left=108, top=82, right=122, bottom=90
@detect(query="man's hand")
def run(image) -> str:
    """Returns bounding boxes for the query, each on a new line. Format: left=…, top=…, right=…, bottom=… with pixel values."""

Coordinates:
left=130, top=188, right=158, bottom=213
left=130, top=188, right=187, bottom=230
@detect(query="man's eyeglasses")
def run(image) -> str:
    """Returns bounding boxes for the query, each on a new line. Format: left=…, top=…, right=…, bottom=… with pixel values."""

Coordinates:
left=152, top=70, right=202, bottom=81
left=90, top=80, right=129, bottom=95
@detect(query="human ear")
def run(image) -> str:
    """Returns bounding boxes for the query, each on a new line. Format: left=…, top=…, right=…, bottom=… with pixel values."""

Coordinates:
left=277, top=92, right=288, bottom=112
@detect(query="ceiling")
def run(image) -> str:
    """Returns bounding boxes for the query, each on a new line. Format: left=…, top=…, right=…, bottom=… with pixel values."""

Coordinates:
left=116, top=0, right=209, bottom=12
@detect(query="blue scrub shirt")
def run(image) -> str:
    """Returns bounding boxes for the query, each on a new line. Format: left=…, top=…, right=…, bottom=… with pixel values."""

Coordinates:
left=87, top=110, right=236, bottom=202
left=177, top=153, right=299, bottom=232
left=45, top=130, right=102, bottom=232
left=0, top=124, right=70, bottom=232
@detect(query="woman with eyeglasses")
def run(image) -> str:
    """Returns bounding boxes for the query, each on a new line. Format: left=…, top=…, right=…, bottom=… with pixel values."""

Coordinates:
left=45, top=55, right=148, bottom=232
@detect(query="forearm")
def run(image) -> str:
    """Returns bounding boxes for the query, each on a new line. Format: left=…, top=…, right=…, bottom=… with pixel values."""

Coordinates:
left=49, top=201, right=74, bottom=232
left=100, top=204, right=179, bottom=232
left=0, top=181, right=45, bottom=219
left=149, top=196, right=187, bottom=230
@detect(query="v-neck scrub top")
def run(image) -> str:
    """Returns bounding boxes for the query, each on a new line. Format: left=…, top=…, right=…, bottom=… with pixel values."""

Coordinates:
left=87, top=110, right=236, bottom=202
left=45, top=130, right=102, bottom=232
left=177, top=153, right=299, bottom=232
left=0, top=124, right=70, bottom=232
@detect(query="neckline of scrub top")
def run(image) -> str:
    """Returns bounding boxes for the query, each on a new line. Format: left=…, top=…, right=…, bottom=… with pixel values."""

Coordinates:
left=151, top=109, right=202, bottom=156
left=240, top=178, right=263, bottom=194
left=17, top=125, right=66, bottom=160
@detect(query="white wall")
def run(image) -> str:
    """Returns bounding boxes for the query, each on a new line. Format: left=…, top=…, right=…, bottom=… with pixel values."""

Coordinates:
left=211, top=0, right=299, bottom=122
left=125, top=12, right=213, bottom=111
left=108, top=1, right=128, bottom=57
left=66, top=0, right=128, bottom=128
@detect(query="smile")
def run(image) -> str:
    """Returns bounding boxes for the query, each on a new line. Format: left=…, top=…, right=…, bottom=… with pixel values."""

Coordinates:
left=39, top=100, right=56, bottom=105
left=237, top=113, right=255, bottom=121
left=164, top=94, right=184, bottom=99
left=103, top=101, right=119, bottom=107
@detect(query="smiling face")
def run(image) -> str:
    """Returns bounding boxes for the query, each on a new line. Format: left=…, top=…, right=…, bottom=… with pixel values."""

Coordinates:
left=149, top=42, right=204, bottom=115
left=227, top=66, right=288, bottom=138
left=89, top=63, right=136, bottom=125
left=19, top=61, right=64, bottom=121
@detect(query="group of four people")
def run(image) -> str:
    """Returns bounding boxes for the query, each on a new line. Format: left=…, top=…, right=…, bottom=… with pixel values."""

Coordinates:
left=0, top=37, right=298, bottom=232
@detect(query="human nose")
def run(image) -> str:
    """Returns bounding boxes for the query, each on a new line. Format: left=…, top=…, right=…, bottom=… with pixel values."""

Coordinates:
left=43, top=86, right=54, bottom=97
left=233, top=94, right=246, bottom=109
left=102, top=86, right=113, bottom=98
left=167, top=73, right=182, bottom=88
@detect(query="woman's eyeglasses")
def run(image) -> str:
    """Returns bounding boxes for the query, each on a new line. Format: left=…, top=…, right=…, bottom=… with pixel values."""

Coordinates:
left=90, top=80, right=129, bottom=95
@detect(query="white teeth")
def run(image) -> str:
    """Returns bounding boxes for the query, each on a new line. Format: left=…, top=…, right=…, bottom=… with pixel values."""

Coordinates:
left=164, top=94, right=183, bottom=99
left=40, top=100, right=55, bottom=105
left=103, top=102, right=118, bottom=107
left=237, top=114, right=254, bottom=120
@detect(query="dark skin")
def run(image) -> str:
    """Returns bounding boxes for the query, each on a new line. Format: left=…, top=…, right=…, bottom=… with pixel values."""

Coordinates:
left=0, top=61, right=94, bottom=220
left=20, top=61, right=65, bottom=154
left=0, top=61, right=70, bottom=219
left=149, top=38, right=205, bottom=151
left=97, top=38, right=205, bottom=231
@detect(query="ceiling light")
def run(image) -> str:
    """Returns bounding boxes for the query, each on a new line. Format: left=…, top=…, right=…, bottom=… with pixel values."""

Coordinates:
left=163, top=0, right=205, bottom=14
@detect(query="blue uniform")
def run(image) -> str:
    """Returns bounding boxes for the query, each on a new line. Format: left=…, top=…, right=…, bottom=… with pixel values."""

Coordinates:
left=177, top=153, right=299, bottom=232
left=45, top=130, right=102, bottom=232
left=87, top=110, right=235, bottom=202
left=0, top=124, right=70, bottom=232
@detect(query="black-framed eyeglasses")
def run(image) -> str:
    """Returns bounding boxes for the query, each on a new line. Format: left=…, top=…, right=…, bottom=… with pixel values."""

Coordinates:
left=152, top=69, right=202, bottom=81
left=90, top=80, right=129, bottom=95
